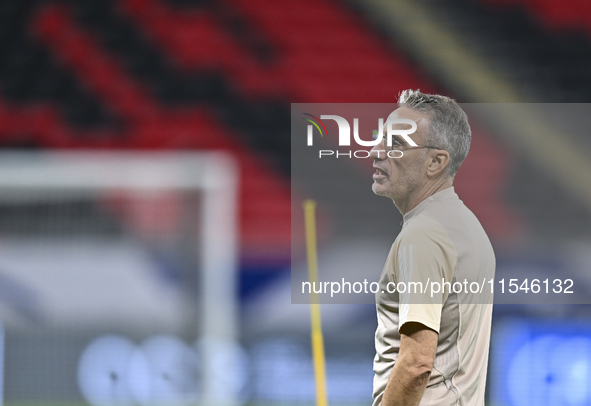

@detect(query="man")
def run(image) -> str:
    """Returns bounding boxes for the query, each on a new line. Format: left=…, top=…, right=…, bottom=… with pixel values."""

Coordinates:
left=370, top=90, right=495, bottom=406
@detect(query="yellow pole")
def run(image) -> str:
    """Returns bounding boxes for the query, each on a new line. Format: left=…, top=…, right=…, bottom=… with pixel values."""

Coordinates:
left=303, top=199, right=328, bottom=406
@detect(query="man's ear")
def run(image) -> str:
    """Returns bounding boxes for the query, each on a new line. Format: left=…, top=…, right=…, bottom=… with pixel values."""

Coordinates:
left=427, top=150, right=450, bottom=177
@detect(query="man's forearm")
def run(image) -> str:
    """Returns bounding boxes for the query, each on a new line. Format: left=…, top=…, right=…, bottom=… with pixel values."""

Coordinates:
left=381, top=355, right=433, bottom=406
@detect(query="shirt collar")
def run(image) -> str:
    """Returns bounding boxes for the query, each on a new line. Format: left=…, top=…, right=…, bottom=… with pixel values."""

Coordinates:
left=402, top=186, right=457, bottom=224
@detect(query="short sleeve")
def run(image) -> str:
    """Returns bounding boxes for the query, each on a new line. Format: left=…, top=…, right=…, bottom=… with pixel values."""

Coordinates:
left=394, top=215, right=457, bottom=334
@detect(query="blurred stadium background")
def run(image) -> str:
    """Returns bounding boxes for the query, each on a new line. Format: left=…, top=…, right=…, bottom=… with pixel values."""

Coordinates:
left=0, top=0, right=590, bottom=405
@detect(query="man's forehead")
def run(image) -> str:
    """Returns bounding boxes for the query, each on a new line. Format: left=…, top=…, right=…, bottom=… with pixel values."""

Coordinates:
left=382, top=107, right=429, bottom=146
left=387, top=106, right=429, bottom=126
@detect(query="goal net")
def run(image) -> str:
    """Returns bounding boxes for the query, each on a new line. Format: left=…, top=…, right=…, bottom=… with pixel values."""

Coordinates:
left=0, top=151, right=240, bottom=406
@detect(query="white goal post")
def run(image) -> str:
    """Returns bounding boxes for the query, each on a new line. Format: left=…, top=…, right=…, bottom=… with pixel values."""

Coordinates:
left=0, top=151, right=239, bottom=406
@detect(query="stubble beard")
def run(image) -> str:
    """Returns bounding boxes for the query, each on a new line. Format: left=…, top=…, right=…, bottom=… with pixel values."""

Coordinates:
left=372, top=158, right=424, bottom=200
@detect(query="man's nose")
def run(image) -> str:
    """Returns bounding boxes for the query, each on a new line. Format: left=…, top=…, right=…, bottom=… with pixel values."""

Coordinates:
left=369, top=143, right=385, bottom=160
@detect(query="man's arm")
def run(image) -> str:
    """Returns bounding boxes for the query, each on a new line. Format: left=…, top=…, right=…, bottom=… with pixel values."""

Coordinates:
left=381, top=322, right=438, bottom=406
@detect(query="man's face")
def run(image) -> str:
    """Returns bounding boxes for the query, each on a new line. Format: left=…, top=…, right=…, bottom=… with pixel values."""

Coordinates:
left=370, top=107, right=431, bottom=200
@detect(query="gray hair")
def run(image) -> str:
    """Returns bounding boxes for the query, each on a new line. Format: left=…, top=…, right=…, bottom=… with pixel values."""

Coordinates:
left=398, top=89, right=471, bottom=178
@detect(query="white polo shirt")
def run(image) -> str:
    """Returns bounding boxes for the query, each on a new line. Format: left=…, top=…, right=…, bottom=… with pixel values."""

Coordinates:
left=373, top=187, right=495, bottom=406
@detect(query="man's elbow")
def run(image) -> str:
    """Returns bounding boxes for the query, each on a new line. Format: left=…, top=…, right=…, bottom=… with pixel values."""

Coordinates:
left=402, top=356, right=434, bottom=384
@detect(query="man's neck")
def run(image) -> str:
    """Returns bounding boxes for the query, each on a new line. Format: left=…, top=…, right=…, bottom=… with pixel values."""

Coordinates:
left=394, top=178, right=453, bottom=215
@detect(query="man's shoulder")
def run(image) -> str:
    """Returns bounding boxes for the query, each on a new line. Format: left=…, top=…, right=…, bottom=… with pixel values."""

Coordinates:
left=415, top=194, right=495, bottom=265
left=418, top=194, right=489, bottom=243
left=398, top=214, right=451, bottom=245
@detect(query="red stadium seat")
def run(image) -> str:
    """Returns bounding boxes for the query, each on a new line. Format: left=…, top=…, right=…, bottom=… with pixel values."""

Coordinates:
left=0, top=0, right=521, bottom=255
